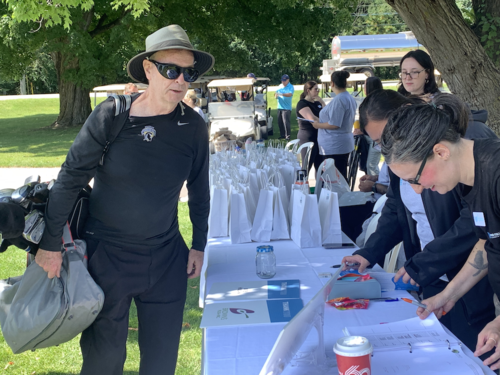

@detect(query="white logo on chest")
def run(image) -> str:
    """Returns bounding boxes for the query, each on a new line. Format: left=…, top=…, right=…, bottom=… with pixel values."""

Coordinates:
left=141, top=126, right=156, bottom=142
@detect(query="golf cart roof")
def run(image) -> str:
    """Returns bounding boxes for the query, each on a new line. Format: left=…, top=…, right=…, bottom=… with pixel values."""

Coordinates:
left=192, top=75, right=227, bottom=85
left=208, top=78, right=256, bottom=90
left=92, top=83, right=148, bottom=92
left=320, top=73, right=368, bottom=83
left=255, top=77, right=270, bottom=81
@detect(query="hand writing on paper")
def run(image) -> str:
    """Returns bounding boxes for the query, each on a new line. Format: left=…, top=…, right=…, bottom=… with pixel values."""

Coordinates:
left=187, top=249, right=204, bottom=279
left=358, top=180, right=375, bottom=193
left=417, top=291, right=457, bottom=320
left=475, top=317, right=500, bottom=370
left=341, top=255, right=370, bottom=272
left=394, top=267, right=420, bottom=286
left=360, top=175, right=378, bottom=183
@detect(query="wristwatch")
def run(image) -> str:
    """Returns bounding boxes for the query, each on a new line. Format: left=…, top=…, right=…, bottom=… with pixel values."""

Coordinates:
left=371, top=183, right=378, bottom=194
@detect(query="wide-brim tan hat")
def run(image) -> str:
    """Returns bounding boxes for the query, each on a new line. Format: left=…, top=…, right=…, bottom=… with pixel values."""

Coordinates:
left=127, top=24, right=215, bottom=84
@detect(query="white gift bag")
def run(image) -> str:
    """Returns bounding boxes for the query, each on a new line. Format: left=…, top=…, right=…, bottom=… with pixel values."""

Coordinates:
left=290, top=189, right=322, bottom=248
left=208, top=185, right=228, bottom=238
left=318, top=188, right=342, bottom=244
left=314, top=158, right=350, bottom=200
left=251, top=189, right=274, bottom=242
left=229, top=190, right=252, bottom=244
left=249, top=172, right=260, bottom=207
left=270, top=186, right=290, bottom=240
left=279, top=164, right=295, bottom=200
left=239, top=183, right=257, bottom=225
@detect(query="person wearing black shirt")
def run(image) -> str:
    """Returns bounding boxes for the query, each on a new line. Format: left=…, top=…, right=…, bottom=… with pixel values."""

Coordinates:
left=36, top=25, right=213, bottom=375
left=380, top=93, right=500, bottom=371
left=295, top=81, right=325, bottom=174
left=342, top=90, right=496, bottom=354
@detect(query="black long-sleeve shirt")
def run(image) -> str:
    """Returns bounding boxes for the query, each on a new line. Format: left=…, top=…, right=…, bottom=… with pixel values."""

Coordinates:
left=39, top=96, right=209, bottom=252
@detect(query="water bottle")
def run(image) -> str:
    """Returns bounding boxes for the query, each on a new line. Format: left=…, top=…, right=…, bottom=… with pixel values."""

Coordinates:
left=256, top=245, right=276, bottom=279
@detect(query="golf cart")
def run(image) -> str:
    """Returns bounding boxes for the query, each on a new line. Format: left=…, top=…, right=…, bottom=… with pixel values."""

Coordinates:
left=188, top=75, right=226, bottom=114
left=320, top=73, right=368, bottom=106
left=207, top=78, right=272, bottom=141
left=92, top=83, right=148, bottom=106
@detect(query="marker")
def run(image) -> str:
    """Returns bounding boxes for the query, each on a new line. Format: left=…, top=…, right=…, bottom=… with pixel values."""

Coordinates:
left=331, top=262, right=360, bottom=268
left=369, top=298, right=399, bottom=302
left=402, top=298, right=426, bottom=308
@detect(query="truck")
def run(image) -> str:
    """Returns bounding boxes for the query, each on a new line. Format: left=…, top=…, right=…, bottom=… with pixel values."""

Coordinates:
left=321, top=31, right=422, bottom=79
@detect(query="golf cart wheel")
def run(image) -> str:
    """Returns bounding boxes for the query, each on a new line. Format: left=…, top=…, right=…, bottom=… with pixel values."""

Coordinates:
left=260, top=126, right=268, bottom=140
left=359, top=68, right=374, bottom=78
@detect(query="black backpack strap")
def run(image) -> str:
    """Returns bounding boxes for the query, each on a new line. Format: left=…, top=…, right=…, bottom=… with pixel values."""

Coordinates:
left=99, top=94, right=135, bottom=166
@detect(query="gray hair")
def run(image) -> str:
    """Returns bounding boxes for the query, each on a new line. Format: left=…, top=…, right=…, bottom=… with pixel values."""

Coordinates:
left=381, top=93, right=470, bottom=165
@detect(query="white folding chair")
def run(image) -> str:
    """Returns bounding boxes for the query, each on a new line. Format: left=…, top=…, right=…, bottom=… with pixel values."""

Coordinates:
left=297, top=142, right=314, bottom=175
left=364, top=211, right=402, bottom=273
left=285, top=139, right=299, bottom=153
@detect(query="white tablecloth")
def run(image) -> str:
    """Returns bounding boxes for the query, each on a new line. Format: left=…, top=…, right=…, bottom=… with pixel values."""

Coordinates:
left=201, top=237, right=494, bottom=375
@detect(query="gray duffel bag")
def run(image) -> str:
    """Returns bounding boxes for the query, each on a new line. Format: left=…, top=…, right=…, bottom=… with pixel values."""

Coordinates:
left=0, top=225, right=104, bottom=354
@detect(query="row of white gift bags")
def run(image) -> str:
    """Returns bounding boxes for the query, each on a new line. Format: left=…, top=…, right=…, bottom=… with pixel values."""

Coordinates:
left=318, top=176, right=343, bottom=245
left=229, top=184, right=252, bottom=244
left=208, top=179, right=229, bottom=238
left=251, top=174, right=274, bottom=242
left=290, top=184, right=322, bottom=248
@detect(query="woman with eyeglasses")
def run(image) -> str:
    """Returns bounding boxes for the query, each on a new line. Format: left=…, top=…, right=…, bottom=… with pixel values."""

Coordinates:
left=398, top=50, right=439, bottom=97
left=342, top=90, right=496, bottom=355
left=296, top=81, right=325, bottom=174
left=379, top=93, right=500, bottom=370
left=312, top=71, right=357, bottom=180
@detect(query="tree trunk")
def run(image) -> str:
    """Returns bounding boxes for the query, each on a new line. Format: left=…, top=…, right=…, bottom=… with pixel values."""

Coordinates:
left=51, top=51, right=92, bottom=128
left=386, top=0, right=500, bottom=134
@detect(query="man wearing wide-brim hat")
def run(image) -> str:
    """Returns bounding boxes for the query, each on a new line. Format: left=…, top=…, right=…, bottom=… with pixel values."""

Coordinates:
left=36, top=25, right=214, bottom=375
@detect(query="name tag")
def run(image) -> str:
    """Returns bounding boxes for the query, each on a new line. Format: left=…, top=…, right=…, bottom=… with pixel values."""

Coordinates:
left=473, top=212, right=486, bottom=227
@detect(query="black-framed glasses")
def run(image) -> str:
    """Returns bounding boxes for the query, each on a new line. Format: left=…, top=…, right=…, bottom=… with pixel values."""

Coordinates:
left=399, top=69, right=425, bottom=79
left=148, top=59, right=199, bottom=83
left=405, top=148, right=434, bottom=185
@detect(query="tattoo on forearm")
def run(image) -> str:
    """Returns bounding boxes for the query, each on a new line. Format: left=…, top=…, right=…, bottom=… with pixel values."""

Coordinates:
left=468, top=250, right=488, bottom=276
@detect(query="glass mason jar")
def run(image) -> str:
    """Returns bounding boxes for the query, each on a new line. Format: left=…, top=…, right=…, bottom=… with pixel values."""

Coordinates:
left=256, top=245, right=276, bottom=279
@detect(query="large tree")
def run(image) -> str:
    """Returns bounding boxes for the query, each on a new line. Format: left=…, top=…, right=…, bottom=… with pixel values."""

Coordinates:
left=386, top=0, right=500, bottom=133
left=1, top=0, right=356, bottom=127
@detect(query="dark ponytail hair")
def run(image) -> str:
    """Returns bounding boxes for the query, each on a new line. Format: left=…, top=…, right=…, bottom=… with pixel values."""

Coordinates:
left=397, top=50, right=439, bottom=96
left=300, top=81, right=318, bottom=100
left=381, top=93, right=470, bottom=165
left=331, top=70, right=350, bottom=89
left=365, top=77, right=383, bottom=96
left=358, top=89, right=417, bottom=134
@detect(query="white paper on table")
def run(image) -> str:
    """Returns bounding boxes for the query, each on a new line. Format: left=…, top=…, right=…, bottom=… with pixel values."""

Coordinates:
left=371, top=344, right=483, bottom=375
left=338, top=191, right=374, bottom=207
left=344, top=314, right=458, bottom=351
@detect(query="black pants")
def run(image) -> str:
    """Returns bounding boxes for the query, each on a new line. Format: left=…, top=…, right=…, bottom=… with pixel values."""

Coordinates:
left=320, top=153, right=350, bottom=181
left=277, top=109, right=291, bottom=139
left=80, top=234, right=189, bottom=375
left=298, top=129, right=321, bottom=175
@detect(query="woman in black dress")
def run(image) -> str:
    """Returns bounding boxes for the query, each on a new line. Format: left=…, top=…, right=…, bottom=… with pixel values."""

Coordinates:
left=296, top=81, right=325, bottom=174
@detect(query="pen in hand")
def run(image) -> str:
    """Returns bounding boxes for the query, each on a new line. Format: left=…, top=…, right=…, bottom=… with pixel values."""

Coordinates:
left=401, top=297, right=447, bottom=315
left=331, top=262, right=360, bottom=268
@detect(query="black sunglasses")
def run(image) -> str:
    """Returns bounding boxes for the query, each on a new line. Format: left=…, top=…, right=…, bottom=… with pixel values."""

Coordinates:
left=148, top=59, right=199, bottom=83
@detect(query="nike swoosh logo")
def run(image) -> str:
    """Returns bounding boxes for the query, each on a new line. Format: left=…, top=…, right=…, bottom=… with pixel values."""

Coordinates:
left=178, top=121, right=189, bottom=126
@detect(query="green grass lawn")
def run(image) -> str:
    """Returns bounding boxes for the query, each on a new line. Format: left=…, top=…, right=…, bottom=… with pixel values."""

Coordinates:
left=0, top=203, right=201, bottom=375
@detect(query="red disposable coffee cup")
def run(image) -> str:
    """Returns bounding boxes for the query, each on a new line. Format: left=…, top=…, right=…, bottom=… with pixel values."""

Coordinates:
left=334, top=336, right=373, bottom=375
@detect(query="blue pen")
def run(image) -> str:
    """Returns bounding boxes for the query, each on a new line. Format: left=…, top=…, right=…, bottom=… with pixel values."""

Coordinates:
left=369, top=298, right=399, bottom=302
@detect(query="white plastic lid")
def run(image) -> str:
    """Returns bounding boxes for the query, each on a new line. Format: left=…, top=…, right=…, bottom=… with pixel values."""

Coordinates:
left=333, top=336, right=373, bottom=357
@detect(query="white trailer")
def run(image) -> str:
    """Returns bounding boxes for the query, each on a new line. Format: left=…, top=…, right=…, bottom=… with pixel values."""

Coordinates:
left=321, top=32, right=422, bottom=78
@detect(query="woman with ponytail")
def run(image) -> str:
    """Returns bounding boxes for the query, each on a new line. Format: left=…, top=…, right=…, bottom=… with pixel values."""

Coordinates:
left=312, top=71, right=357, bottom=179
left=381, top=93, right=500, bottom=370
left=295, top=81, right=325, bottom=174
